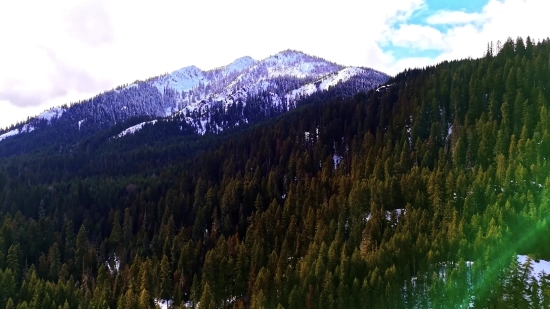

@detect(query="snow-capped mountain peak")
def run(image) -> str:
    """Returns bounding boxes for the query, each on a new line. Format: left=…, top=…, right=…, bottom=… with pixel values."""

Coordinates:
left=253, top=49, right=342, bottom=79
left=0, top=49, right=389, bottom=145
left=221, top=56, right=256, bottom=74
left=38, top=107, right=65, bottom=122
left=153, top=65, right=206, bottom=93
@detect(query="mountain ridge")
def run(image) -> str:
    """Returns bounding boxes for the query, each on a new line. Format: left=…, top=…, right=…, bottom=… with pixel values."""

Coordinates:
left=0, top=49, right=388, bottom=148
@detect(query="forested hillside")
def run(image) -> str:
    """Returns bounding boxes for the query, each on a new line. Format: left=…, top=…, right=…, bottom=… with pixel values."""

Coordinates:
left=1, top=37, right=550, bottom=308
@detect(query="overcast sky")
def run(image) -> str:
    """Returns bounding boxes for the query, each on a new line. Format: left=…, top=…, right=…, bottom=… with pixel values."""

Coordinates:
left=0, top=0, right=548, bottom=129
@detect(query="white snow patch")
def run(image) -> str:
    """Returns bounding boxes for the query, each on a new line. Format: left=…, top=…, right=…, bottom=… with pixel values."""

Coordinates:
left=106, top=254, right=120, bottom=274
left=115, top=120, right=158, bottom=138
left=0, top=129, right=20, bottom=142
left=365, top=209, right=405, bottom=222
left=0, top=124, right=35, bottom=142
left=155, top=299, right=173, bottom=309
left=319, top=67, right=366, bottom=90
left=38, top=107, right=65, bottom=122
left=78, top=119, right=86, bottom=130
left=222, top=56, right=256, bottom=74
left=285, top=67, right=367, bottom=102
left=164, top=107, right=174, bottom=117
left=333, top=154, right=343, bottom=169
left=226, top=296, right=237, bottom=305
left=21, top=124, right=34, bottom=133
left=153, top=65, right=205, bottom=93
left=375, top=83, right=396, bottom=92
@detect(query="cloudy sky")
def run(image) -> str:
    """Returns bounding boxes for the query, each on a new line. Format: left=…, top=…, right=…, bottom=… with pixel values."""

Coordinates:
left=0, top=0, right=548, bottom=129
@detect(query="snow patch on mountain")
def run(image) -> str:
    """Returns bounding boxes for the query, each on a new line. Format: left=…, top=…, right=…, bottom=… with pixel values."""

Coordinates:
left=22, top=124, right=34, bottom=133
left=261, top=50, right=339, bottom=79
left=0, top=129, right=20, bottom=142
left=287, top=83, right=318, bottom=101
left=122, top=83, right=138, bottom=91
left=376, top=83, right=396, bottom=92
left=166, top=51, right=351, bottom=134
left=319, top=67, right=367, bottom=90
left=219, top=56, right=256, bottom=75
left=0, top=124, right=34, bottom=142
left=231, top=50, right=341, bottom=87
left=152, top=56, right=256, bottom=95
left=115, top=120, right=158, bottom=138
left=153, top=66, right=205, bottom=93
left=286, top=67, right=380, bottom=102
left=38, top=107, right=65, bottom=122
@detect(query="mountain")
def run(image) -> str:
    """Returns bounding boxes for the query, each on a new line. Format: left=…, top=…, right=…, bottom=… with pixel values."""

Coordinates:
left=0, top=50, right=388, bottom=153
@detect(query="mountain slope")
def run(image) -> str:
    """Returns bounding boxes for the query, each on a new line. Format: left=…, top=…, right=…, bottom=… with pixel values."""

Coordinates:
left=1, top=37, right=550, bottom=308
left=0, top=50, right=388, bottom=155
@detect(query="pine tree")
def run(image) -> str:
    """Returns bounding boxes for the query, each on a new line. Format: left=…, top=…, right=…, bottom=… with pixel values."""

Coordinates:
left=123, top=207, right=133, bottom=249
left=199, top=283, right=216, bottom=309
left=64, top=220, right=76, bottom=265
left=5, top=298, right=14, bottom=309
left=6, top=244, right=19, bottom=281
left=159, top=254, right=172, bottom=300
left=48, top=243, right=61, bottom=282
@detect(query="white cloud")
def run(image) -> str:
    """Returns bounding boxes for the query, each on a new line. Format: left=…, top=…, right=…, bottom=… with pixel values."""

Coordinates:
left=380, top=0, right=550, bottom=75
left=388, top=24, right=447, bottom=50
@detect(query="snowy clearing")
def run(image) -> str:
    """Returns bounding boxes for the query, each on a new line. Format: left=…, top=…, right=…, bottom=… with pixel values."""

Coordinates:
left=115, top=120, right=158, bottom=138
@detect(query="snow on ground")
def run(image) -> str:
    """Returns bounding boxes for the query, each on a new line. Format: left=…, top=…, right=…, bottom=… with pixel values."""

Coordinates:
left=38, top=107, right=65, bottom=122
left=154, top=299, right=172, bottom=309
left=106, top=255, right=120, bottom=274
left=160, top=51, right=353, bottom=131
left=319, top=67, right=366, bottom=90
left=115, top=120, right=157, bottom=138
left=222, top=56, right=256, bottom=74
left=124, top=83, right=138, bottom=90
left=286, top=83, right=317, bottom=102
left=21, top=124, right=34, bottom=133
left=164, top=107, right=175, bottom=117
left=153, top=66, right=206, bottom=93
left=333, top=154, right=343, bottom=169
left=78, top=119, right=86, bottom=130
left=153, top=56, right=255, bottom=95
left=376, top=83, right=396, bottom=92
left=365, top=209, right=405, bottom=222
left=0, top=129, right=20, bottom=142
left=0, top=124, right=35, bottom=142
left=285, top=66, right=368, bottom=102
left=261, top=50, right=341, bottom=79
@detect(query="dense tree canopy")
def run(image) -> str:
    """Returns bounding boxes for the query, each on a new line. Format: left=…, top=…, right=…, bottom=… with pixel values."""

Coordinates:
left=1, top=37, right=550, bottom=308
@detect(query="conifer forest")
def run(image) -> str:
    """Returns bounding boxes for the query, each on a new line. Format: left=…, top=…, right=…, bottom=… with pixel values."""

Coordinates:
left=1, top=37, right=550, bottom=308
